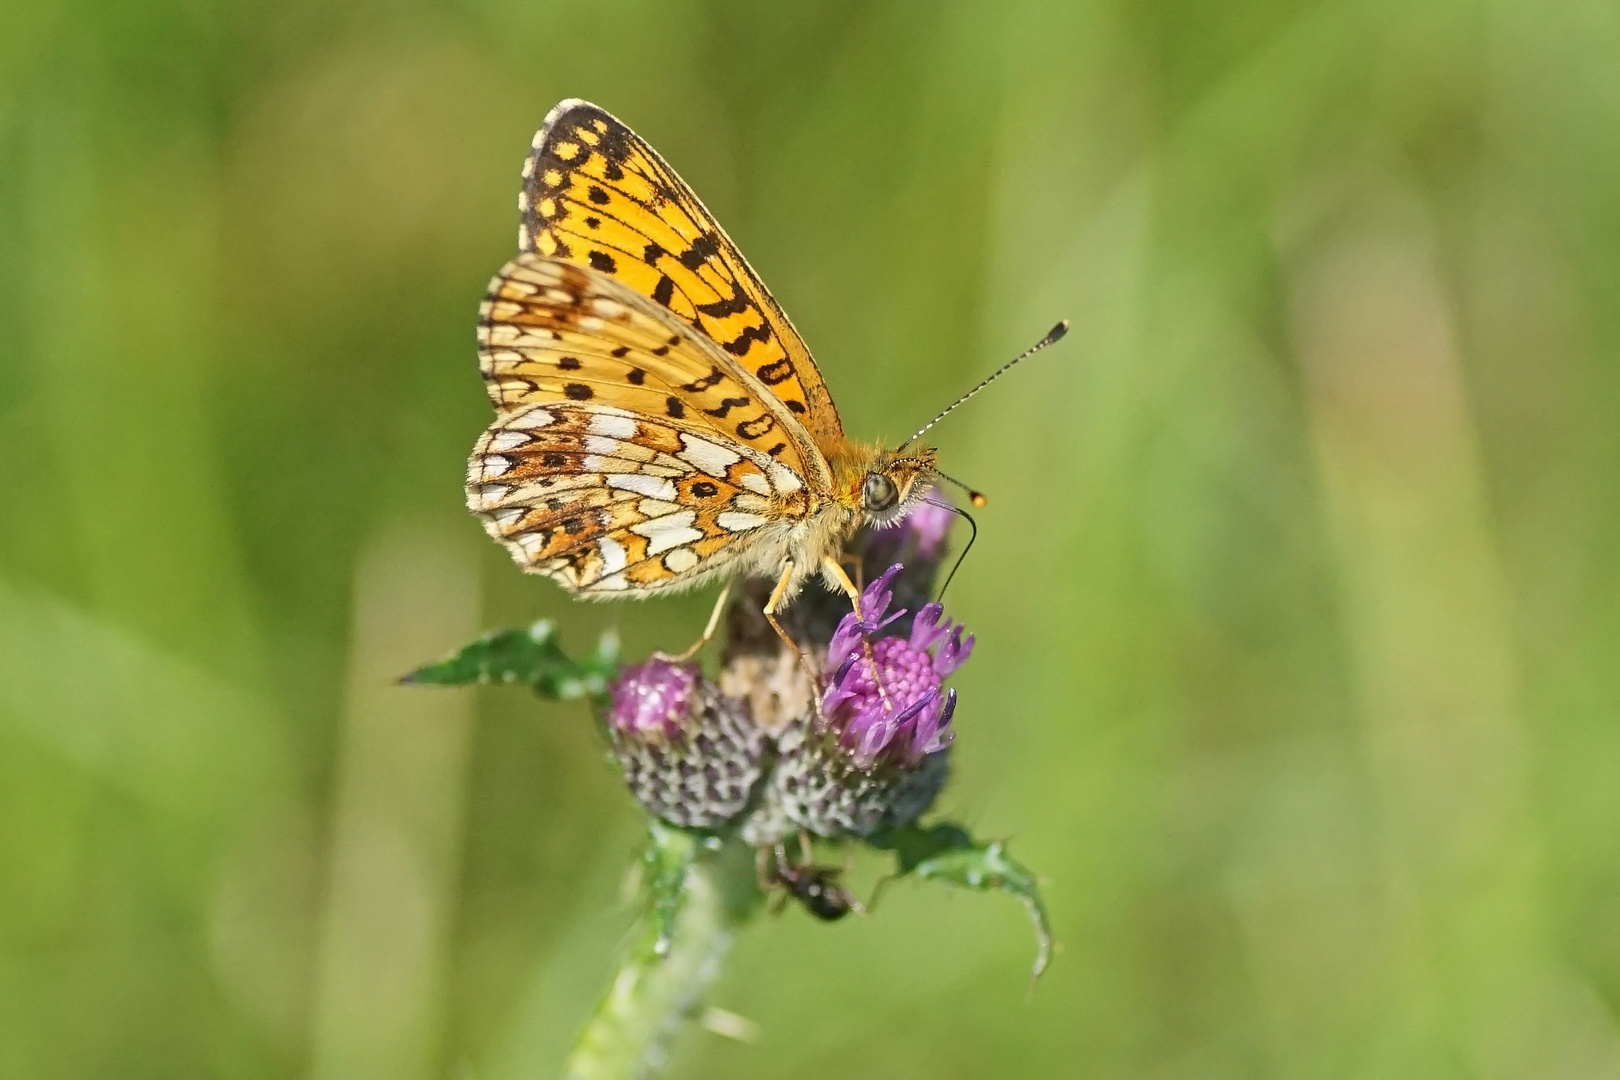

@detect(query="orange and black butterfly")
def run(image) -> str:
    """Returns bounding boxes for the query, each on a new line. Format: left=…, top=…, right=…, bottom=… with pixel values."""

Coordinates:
left=467, top=100, right=1062, bottom=637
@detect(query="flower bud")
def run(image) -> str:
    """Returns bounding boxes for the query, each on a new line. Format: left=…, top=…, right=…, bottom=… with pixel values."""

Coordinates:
left=606, top=658, right=764, bottom=830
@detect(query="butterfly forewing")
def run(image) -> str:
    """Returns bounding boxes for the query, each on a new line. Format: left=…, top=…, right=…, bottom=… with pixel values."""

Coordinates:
left=469, top=256, right=824, bottom=595
left=519, top=99, right=846, bottom=451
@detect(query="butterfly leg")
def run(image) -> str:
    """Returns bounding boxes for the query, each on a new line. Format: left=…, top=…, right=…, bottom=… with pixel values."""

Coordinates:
left=837, top=551, right=865, bottom=594
left=819, top=556, right=864, bottom=615
left=762, top=560, right=823, bottom=701
left=655, top=579, right=732, bottom=663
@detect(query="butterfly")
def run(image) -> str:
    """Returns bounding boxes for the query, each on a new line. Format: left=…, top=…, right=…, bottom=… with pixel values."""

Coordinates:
left=466, top=99, right=1063, bottom=649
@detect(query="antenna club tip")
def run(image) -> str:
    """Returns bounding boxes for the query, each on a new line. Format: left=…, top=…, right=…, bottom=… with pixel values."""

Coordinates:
left=969, top=492, right=988, bottom=508
left=1049, top=320, right=1070, bottom=342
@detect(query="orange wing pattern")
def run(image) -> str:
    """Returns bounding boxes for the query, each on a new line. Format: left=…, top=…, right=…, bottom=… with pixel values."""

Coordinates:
left=518, top=99, right=847, bottom=451
left=468, top=256, right=822, bottom=594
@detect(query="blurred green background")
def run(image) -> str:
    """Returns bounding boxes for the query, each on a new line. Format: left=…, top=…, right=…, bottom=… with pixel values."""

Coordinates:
left=5, top=0, right=1620, bottom=1077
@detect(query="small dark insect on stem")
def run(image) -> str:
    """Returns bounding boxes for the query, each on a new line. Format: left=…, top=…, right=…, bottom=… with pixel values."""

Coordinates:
left=761, top=844, right=864, bottom=921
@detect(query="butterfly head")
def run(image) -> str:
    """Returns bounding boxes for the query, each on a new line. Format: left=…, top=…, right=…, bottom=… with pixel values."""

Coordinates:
left=853, top=446, right=939, bottom=528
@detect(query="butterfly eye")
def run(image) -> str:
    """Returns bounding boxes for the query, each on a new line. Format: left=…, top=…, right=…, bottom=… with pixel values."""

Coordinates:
left=862, top=473, right=899, bottom=514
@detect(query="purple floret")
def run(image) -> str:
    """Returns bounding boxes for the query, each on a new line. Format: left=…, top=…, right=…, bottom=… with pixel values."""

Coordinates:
left=819, top=563, right=972, bottom=769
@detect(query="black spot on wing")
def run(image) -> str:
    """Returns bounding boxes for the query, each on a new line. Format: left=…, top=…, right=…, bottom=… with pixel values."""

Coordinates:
left=557, top=356, right=582, bottom=370
left=643, top=242, right=665, bottom=265
left=721, top=324, right=772, bottom=356
left=587, top=185, right=610, bottom=205
left=665, top=397, right=686, bottom=419
left=597, top=119, right=632, bottom=164
left=565, top=383, right=593, bottom=400
left=703, top=397, right=750, bottom=418
left=627, top=367, right=646, bottom=385
left=786, top=399, right=806, bottom=414
left=696, top=291, right=750, bottom=318
left=678, top=233, right=720, bottom=270
left=681, top=367, right=724, bottom=392
left=652, top=275, right=675, bottom=307
left=611, top=346, right=630, bottom=358
left=691, top=481, right=718, bottom=498
left=587, top=250, right=617, bottom=273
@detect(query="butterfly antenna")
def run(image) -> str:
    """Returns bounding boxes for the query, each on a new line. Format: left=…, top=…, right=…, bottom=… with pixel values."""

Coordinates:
left=900, top=320, right=1069, bottom=450
left=935, top=468, right=988, bottom=509
left=926, top=498, right=978, bottom=602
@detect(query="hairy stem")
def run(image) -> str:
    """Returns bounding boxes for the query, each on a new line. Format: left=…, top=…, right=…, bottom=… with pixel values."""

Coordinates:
left=564, top=836, right=762, bottom=1080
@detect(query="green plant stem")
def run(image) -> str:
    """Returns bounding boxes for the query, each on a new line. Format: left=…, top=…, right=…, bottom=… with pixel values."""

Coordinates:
left=564, top=837, right=762, bottom=1080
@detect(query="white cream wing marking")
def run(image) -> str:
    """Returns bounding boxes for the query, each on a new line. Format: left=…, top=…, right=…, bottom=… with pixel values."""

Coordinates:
left=509, top=407, right=556, bottom=429
left=488, top=430, right=530, bottom=452
left=631, top=510, right=705, bottom=555
left=606, top=473, right=678, bottom=500
left=677, top=434, right=740, bottom=475
left=587, top=412, right=638, bottom=439
left=716, top=511, right=767, bottom=533
left=662, top=547, right=699, bottom=574
left=598, top=536, right=627, bottom=575
left=767, top=463, right=803, bottom=494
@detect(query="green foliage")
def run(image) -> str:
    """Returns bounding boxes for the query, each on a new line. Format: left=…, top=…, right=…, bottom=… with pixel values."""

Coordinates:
left=402, top=620, right=619, bottom=702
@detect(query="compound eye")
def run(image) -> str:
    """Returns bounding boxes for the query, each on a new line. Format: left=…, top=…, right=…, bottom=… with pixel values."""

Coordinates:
left=862, top=473, right=898, bottom=513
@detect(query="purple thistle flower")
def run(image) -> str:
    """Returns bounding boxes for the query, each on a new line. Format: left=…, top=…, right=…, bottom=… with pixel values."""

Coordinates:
left=608, top=657, right=699, bottom=743
left=818, top=564, right=974, bottom=770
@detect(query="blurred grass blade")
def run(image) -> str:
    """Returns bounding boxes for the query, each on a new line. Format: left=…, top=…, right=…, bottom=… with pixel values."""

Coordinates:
left=871, top=821, right=1053, bottom=978
left=401, top=620, right=619, bottom=701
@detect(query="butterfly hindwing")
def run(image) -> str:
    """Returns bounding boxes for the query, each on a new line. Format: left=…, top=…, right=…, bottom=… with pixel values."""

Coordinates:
left=468, top=256, right=822, bottom=594
left=469, top=402, right=807, bottom=594
left=519, top=99, right=847, bottom=451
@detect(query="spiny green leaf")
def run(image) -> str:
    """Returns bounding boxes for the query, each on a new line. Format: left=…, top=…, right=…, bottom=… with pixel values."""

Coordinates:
left=870, top=821, right=1053, bottom=978
left=868, top=821, right=974, bottom=873
left=401, top=621, right=618, bottom=701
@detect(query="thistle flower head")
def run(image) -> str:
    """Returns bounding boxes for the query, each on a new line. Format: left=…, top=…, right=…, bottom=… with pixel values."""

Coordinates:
left=607, top=658, right=765, bottom=829
left=819, top=564, right=973, bottom=770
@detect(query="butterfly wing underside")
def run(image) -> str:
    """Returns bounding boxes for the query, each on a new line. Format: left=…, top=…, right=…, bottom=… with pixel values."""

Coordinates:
left=519, top=99, right=847, bottom=452
left=468, top=256, right=826, bottom=595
